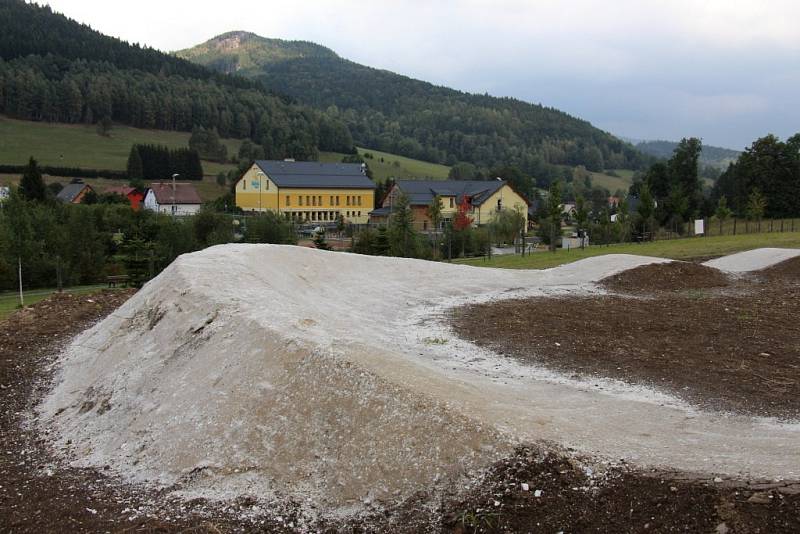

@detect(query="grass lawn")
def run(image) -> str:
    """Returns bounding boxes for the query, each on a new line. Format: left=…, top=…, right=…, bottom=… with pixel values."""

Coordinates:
left=0, top=284, right=110, bottom=322
left=0, top=115, right=240, bottom=175
left=455, top=232, right=800, bottom=270
left=590, top=169, right=634, bottom=195
left=319, top=147, right=450, bottom=182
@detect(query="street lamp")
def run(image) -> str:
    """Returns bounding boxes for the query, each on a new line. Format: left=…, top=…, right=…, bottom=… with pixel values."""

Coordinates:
left=171, top=173, right=180, bottom=217
left=255, top=171, right=265, bottom=212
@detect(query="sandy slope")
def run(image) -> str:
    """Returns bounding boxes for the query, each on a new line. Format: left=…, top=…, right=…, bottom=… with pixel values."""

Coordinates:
left=37, top=245, right=800, bottom=515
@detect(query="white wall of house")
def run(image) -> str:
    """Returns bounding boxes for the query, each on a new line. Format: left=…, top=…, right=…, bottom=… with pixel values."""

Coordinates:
left=143, top=190, right=201, bottom=216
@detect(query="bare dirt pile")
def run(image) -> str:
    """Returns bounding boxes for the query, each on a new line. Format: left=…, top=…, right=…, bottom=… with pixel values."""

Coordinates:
left=35, top=246, right=519, bottom=519
left=453, top=256, right=800, bottom=418
left=6, top=291, right=800, bottom=532
left=32, top=245, right=800, bottom=525
left=599, top=260, right=731, bottom=293
left=758, top=255, right=800, bottom=282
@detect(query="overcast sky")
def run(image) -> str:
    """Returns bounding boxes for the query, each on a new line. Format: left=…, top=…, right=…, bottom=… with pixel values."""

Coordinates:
left=43, top=0, right=800, bottom=150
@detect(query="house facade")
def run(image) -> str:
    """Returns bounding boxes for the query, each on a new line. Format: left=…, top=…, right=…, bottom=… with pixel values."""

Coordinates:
left=104, top=186, right=145, bottom=211
left=234, top=161, right=376, bottom=225
left=144, top=182, right=202, bottom=215
left=56, top=180, right=94, bottom=204
left=369, top=179, right=529, bottom=231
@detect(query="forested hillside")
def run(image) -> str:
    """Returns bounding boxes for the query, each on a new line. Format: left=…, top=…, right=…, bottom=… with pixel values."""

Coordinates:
left=178, top=32, right=649, bottom=182
left=637, top=140, right=740, bottom=168
left=0, top=0, right=354, bottom=159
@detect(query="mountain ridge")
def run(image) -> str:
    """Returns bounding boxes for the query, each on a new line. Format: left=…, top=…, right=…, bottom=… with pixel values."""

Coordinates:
left=175, top=31, right=337, bottom=75
left=177, top=31, right=650, bottom=181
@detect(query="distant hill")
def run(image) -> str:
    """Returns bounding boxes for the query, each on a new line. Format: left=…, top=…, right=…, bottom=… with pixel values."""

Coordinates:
left=176, top=31, right=337, bottom=75
left=177, top=31, right=649, bottom=180
left=636, top=140, right=740, bottom=168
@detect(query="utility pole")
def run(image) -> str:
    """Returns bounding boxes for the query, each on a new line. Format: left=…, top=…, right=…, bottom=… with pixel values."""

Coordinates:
left=56, top=255, right=62, bottom=292
left=171, top=173, right=179, bottom=217
left=256, top=171, right=265, bottom=212
left=18, top=257, right=23, bottom=307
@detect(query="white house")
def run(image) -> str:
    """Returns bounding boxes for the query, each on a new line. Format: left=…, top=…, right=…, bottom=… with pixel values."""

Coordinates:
left=144, top=182, right=202, bottom=216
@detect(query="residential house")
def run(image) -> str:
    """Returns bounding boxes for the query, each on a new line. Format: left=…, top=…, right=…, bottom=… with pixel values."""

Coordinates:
left=56, top=179, right=94, bottom=204
left=369, top=179, right=529, bottom=231
left=561, top=202, right=577, bottom=220
left=0, top=186, right=9, bottom=202
left=144, top=182, right=202, bottom=215
left=104, top=186, right=145, bottom=211
left=235, top=160, right=376, bottom=224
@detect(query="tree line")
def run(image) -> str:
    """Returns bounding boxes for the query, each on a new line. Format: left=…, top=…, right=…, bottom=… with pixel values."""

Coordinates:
left=127, top=144, right=204, bottom=182
left=0, top=1, right=355, bottom=161
left=0, top=191, right=297, bottom=292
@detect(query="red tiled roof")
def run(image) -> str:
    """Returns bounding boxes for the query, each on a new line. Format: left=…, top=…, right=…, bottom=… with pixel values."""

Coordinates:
left=104, top=186, right=136, bottom=196
left=148, top=182, right=202, bottom=205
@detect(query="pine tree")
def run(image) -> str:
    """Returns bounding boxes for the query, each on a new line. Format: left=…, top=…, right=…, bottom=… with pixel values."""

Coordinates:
left=126, top=146, right=144, bottom=182
left=714, top=196, right=732, bottom=235
left=388, top=192, right=416, bottom=257
left=18, top=157, right=46, bottom=201
left=547, top=181, right=562, bottom=252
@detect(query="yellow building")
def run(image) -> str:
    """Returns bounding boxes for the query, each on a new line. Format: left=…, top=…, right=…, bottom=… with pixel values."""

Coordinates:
left=369, top=179, right=529, bottom=231
left=235, top=160, right=376, bottom=224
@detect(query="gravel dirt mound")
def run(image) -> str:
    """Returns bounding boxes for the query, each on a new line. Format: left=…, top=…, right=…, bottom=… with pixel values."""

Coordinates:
left=600, top=260, right=731, bottom=293
left=31, top=244, right=800, bottom=524
left=4, top=292, right=798, bottom=534
left=452, top=280, right=800, bottom=418
left=758, top=255, right=800, bottom=281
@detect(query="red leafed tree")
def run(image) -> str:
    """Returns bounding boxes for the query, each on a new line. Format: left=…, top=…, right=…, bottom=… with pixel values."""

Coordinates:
left=453, top=194, right=474, bottom=230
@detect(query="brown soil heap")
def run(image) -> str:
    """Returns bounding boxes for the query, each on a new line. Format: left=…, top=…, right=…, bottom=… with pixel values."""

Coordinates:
left=758, top=255, right=800, bottom=281
left=3, top=284, right=800, bottom=532
left=600, top=260, right=731, bottom=293
left=452, top=258, right=800, bottom=419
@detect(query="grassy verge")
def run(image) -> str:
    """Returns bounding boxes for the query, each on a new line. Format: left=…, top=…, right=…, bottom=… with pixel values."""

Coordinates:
left=455, top=232, right=800, bottom=270
left=0, top=284, right=110, bottom=321
left=0, top=115, right=240, bottom=175
left=319, top=147, right=450, bottom=182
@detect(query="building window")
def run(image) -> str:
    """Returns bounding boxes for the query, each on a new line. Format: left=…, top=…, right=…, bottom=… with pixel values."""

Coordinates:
left=243, top=180, right=246, bottom=190
left=330, top=195, right=334, bottom=205
left=346, top=196, right=351, bottom=206
left=299, top=196, right=303, bottom=206
left=449, top=197, right=454, bottom=208
left=357, top=196, right=362, bottom=206
left=318, top=196, right=322, bottom=206
left=336, top=196, right=340, bottom=206
left=312, top=196, right=316, bottom=206
left=265, top=180, right=269, bottom=190
left=286, top=195, right=291, bottom=206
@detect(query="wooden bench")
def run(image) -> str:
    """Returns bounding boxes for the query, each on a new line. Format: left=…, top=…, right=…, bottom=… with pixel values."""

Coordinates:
left=106, top=274, right=130, bottom=288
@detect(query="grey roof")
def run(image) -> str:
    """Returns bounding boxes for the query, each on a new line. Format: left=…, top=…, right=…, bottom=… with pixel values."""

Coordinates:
left=254, top=161, right=376, bottom=189
left=57, top=183, right=91, bottom=203
left=369, top=206, right=392, bottom=217
left=392, top=180, right=511, bottom=207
